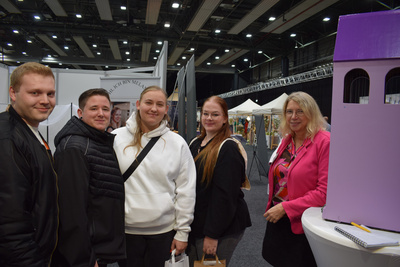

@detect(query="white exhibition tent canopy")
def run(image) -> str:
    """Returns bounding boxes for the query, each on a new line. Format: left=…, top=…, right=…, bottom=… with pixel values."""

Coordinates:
left=252, top=93, right=288, bottom=115
left=228, top=98, right=261, bottom=115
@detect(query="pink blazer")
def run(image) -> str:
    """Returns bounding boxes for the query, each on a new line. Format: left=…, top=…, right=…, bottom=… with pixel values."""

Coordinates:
left=266, top=130, right=330, bottom=234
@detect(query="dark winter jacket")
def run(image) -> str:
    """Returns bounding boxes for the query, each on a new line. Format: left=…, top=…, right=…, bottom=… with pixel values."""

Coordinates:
left=0, top=105, right=58, bottom=267
left=51, top=116, right=125, bottom=267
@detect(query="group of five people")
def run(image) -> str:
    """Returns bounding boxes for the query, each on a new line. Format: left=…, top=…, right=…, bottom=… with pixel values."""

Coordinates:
left=0, top=62, right=330, bottom=267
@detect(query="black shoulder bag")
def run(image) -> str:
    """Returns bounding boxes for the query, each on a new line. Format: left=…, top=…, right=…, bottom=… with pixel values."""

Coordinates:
left=123, top=136, right=160, bottom=181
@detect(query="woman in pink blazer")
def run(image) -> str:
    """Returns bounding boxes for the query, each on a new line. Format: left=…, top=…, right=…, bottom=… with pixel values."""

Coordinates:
left=262, top=92, right=330, bottom=267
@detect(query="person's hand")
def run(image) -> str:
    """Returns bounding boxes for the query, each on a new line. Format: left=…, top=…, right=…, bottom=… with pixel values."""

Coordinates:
left=94, top=261, right=99, bottom=267
left=263, top=203, right=286, bottom=223
left=203, top=236, right=218, bottom=255
left=171, top=239, right=187, bottom=255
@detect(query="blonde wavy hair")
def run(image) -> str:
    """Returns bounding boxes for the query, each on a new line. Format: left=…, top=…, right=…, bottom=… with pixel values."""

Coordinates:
left=280, top=91, right=326, bottom=140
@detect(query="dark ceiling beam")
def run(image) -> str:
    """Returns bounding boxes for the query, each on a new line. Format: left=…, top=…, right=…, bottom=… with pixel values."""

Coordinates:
left=2, top=54, right=236, bottom=74
left=0, top=21, right=281, bottom=53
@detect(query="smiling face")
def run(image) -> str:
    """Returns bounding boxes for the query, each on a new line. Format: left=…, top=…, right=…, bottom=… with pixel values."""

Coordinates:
left=78, top=95, right=111, bottom=131
left=201, top=99, right=228, bottom=138
left=113, top=109, right=122, bottom=123
left=136, top=90, right=168, bottom=132
left=285, top=100, right=309, bottom=137
left=9, top=72, right=56, bottom=127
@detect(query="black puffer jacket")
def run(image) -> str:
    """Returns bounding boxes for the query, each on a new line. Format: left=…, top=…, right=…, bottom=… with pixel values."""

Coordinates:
left=51, top=116, right=125, bottom=267
left=0, top=105, right=58, bottom=267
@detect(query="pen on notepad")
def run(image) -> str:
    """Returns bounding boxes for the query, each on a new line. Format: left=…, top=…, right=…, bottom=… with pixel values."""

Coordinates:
left=351, top=222, right=371, bottom=233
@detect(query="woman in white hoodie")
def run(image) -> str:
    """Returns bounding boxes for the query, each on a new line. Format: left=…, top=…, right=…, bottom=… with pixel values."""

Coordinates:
left=113, top=86, right=196, bottom=267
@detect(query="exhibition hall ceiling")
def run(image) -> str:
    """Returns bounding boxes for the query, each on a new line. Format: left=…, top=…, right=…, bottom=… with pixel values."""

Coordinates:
left=0, top=0, right=398, bottom=74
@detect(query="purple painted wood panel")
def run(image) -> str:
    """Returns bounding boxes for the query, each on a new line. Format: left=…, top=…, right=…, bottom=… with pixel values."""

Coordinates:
left=334, top=10, right=400, bottom=62
left=323, top=10, right=400, bottom=232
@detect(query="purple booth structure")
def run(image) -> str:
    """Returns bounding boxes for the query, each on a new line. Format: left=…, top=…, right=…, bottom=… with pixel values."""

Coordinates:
left=302, top=10, right=400, bottom=267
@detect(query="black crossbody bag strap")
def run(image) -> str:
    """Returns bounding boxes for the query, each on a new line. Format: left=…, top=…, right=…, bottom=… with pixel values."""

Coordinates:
left=123, top=136, right=160, bottom=181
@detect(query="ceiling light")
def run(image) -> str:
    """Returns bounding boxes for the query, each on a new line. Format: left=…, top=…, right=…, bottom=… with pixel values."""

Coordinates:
left=76, top=14, right=82, bottom=18
left=177, top=63, right=181, bottom=66
left=290, top=33, right=296, bottom=37
left=97, top=52, right=101, bottom=55
left=93, top=44, right=97, bottom=48
left=123, top=40, right=128, bottom=44
left=246, top=34, right=252, bottom=38
left=323, top=17, right=330, bottom=22
left=13, top=30, right=19, bottom=34
left=105, top=66, right=109, bottom=68
left=190, top=48, right=195, bottom=51
left=207, top=62, right=211, bottom=65
left=125, top=51, right=130, bottom=55
left=27, top=40, right=32, bottom=43
left=269, top=17, right=276, bottom=21
left=154, top=57, right=157, bottom=60
left=164, top=21, right=171, bottom=28
left=215, top=56, right=219, bottom=59
left=64, top=46, right=69, bottom=50
left=59, top=63, right=62, bottom=65
left=52, top=35, right=57, bottom=39
left=258, top=50, right=262, bottom=54
left=156, top=49, right=160, bottom=53
left=215, top=29, right=221, bottom=33
left=243, top=58, right=248, bottom=62
left=34, top=15, right=40, bottom=20
left=231, top=64, right=235, bottom=67
left=7, top=43, right=12, bottom=46
left=22, top=51, right=26, bottom=55
left=127, top=58, right=131, bottom=61
left=172, top=2, right=180, bottom=9
left=158, top=41, right=163, bottom=45
left=225, top=49, right=229, bottom=53
left=182, top=56, right=186, bottom=59
left=121, top=6, right=127, bottom=10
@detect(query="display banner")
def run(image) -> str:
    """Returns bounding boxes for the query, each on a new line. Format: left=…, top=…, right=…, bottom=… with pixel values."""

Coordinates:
left=101, top=77, right=160, bottom=99
left=186, top=55, right=197, bottom=142
left=100, top=76, right=161, bottom=114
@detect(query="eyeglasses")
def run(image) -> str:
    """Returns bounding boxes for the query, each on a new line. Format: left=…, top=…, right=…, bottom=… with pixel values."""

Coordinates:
left=202, top=112, right=222, bottom=119
left=285, top=109, right=304, bottom=117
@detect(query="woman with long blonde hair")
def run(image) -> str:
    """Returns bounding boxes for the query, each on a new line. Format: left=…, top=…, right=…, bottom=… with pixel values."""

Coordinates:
left=113, top=86, right=196, bottom=267
left=106, top=107, right=122, bottom=132
left=262, top=91, right=330, bottom=267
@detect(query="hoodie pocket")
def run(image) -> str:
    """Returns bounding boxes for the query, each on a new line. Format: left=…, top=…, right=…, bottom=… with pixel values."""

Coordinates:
left=125, top=192, right=175, bottom=228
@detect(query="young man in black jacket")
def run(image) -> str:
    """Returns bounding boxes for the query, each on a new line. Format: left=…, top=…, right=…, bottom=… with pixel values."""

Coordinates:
left=51, top=88, right=126, bottom=267
left=0, top=62, right=58, bottom=266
